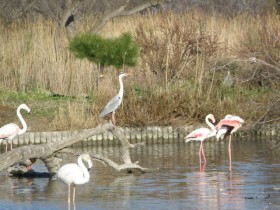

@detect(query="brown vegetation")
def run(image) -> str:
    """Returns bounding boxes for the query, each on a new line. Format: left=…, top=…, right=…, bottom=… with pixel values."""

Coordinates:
left=0, top=11, right=280, bottom=131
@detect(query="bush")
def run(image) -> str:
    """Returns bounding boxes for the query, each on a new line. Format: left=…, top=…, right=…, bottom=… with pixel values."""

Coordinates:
left=69, top=32, right=139, bottom=69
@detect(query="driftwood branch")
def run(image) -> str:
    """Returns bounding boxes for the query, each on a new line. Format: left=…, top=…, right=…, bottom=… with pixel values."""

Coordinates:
left=1, top=123, right=113, bottom=173
left=92, top=154, right=154, bottom=173
left=3, top=122, right=155, bottom=176
left=104, top=127, right=157, bottom=173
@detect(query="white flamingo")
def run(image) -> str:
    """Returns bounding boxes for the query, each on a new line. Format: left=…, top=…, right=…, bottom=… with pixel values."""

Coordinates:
left=56, top=153, right=93, bottom=203
left=185, top=114, right=216, bottom=166
left=0, top=104, right=31, bottom=151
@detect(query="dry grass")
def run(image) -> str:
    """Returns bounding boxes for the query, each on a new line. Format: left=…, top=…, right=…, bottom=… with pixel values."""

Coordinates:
left=0, top=11, right=280, bottom=130
left=51, top=101, right=98, bottom=130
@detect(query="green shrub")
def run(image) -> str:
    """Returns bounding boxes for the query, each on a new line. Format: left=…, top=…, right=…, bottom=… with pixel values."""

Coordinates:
left=69, top=32, right=139, bottom=69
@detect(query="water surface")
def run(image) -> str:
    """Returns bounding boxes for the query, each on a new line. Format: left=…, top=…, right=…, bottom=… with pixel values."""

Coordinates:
left=0, top=138, right=279, bottom=210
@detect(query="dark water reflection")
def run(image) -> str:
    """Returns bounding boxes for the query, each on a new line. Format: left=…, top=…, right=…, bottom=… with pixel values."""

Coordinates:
left=0, top=138, right=280, bottom=210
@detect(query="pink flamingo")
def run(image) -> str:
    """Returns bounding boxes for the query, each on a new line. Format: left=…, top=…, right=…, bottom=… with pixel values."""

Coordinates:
left=215, top=114, right=244, bottom=171
left=185, top=114, right=216, bottom=169
left=0, top=104, right=31, bottom=152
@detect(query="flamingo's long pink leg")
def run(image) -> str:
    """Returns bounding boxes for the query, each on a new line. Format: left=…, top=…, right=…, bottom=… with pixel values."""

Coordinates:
left=201, top=142, right=207, bottom=163
left=199, top=143, right=203, bottom=172
left=68, top=184, right=71, bottom=203
left=201, top=161, right=206, bottom=172
left=228, top=135, right=232, bottom=171
left=198, top=142, right=202, bottom=165
left=73, top=185, right=76, bottom=203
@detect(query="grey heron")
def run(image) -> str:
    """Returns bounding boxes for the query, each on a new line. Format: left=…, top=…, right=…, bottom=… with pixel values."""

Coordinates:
left=99, top=72, right=131, bottom=126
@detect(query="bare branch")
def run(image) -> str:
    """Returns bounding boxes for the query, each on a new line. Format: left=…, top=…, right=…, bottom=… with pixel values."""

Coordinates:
left=0, top=123, right=114, bottom=173
left=90, top=0, right=164, bottom=34
left=8, top=0, right=38, bottom=20
left=252, top=98, right=280, bottom=127
left=2, top=122, right=154, bottom=176
left=92, top=154, right=157, bottom=173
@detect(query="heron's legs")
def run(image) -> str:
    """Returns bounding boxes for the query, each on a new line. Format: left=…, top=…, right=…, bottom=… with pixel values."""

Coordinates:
left=5, top=142, right=7, bottom=152
left=112, top=112, right=116, bottom=126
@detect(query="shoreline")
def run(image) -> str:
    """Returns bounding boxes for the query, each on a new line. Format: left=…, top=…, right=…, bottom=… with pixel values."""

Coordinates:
left=2, top=124, right=279, bottom=148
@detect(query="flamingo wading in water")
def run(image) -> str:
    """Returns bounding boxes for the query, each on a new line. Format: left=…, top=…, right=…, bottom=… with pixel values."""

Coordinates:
left=99, top=72, right=131, bottom=126
left=185, top=114, right=216, bottom=166
left=55, top=153, right=93, bottom=204
left=0, top=104, right=31, bottom=151
left=215, top=114, right=244, bottom=171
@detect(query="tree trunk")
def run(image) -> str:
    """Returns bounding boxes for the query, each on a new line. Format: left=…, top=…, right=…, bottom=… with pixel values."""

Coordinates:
left=3, top=122, right=156, bottom=176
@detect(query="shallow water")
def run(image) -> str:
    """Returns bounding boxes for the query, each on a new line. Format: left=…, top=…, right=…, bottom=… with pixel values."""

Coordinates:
left=0, top=138, right=280, bottom=210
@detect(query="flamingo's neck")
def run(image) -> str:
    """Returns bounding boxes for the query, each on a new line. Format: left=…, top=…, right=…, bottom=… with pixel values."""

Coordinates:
left=17, top=107, right=28, bottom=135
left=205, top=115, right=215, bottom=130
left=77, top=156, right=90, bottom=182
left=206, top=115, right=216, bottom=138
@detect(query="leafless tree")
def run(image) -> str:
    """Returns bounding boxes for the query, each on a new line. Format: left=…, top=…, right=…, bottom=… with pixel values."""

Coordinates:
left=0, top=0, right=166, bottom=36
left=0, top=0, right=167, bottom=59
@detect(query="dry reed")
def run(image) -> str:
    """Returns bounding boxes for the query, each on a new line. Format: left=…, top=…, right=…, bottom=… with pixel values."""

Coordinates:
left=0, top=11, right=280, bottom=130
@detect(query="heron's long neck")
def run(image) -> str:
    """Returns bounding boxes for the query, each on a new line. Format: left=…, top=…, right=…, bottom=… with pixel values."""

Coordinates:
left=17, top=108, right=28, bottom=135
left=206, top=116, right=215, bottom=130
left=118, top=76, right=124, bottom=98
left=77, top=156, right=90, bottom=181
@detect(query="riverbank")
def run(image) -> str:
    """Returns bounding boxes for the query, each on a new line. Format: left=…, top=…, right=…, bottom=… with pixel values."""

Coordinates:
left=1, top=124, right=279, bottom=150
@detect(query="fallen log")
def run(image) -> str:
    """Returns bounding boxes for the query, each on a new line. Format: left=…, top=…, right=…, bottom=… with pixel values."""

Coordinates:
left=3, top=122, right=156, bottom=176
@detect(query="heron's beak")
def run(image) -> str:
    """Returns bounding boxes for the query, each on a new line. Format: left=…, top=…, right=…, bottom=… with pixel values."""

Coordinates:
left=125, top=73, right=132, bottom=76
